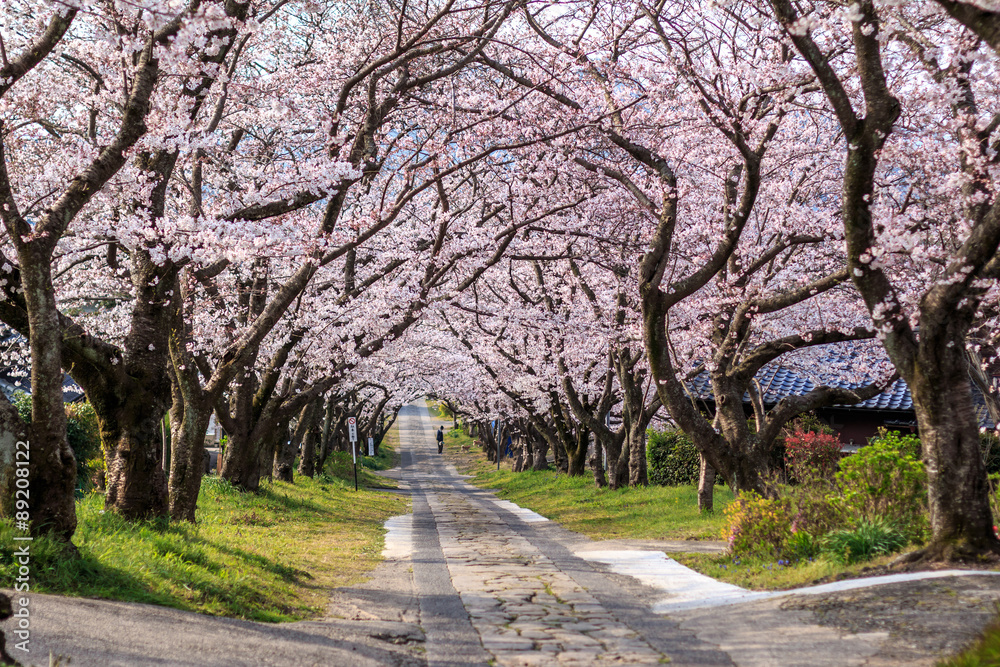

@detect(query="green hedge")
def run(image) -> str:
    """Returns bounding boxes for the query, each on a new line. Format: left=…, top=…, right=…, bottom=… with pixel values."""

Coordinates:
left=981, top=431, right=1000, bottom=475
left=647, top=428, right=700, bottom=486
left=12, top=391, right=102, bottom=489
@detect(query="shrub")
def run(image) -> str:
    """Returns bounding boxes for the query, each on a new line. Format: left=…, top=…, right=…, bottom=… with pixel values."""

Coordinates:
left=785, top=413, right=836, bottom=437
left=785, top=530, right=821, bottom=560
left=981, top=431, right=1000, bottom=475
left=868, top=427, right=921, bottom=460
left=12, top=392, right=103, bottom=490
left=66, top=402, right=102, bottom=484
left=820, top=517, right=908, bottom=564
left=786, top=482, right=847, bottom=538
left=836, top=432, right=927, bottom=539
left=989, top=474, right=1000, bottom=535
left=784, top=429, right=842, bottom=484
left=647, top=429, right=700, bottom=486
left=723, top=491, right=794, bottom=559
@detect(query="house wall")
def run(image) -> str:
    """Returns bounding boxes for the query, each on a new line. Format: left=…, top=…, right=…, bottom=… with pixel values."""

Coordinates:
left=819, top=408, right=916, bottom=447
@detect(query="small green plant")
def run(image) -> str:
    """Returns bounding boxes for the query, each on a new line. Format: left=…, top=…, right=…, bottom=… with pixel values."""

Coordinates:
left=820, top=517, right=908, bottom=564
left=868, top=427, right=922, bottom=460
left=989, top=475, right=1000, bottom=533
left=836, top=431, right=927, bottom=539
left=785, top=530, right=821, bottom=560
left=723, top=491, right=794, bottom=559
left=66, top=401, right=102, bottom=487
left=647, top=428, right=700, bottom=486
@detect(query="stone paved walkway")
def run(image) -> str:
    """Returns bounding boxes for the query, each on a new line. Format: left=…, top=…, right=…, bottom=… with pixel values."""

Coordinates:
left=388, top=399, right=1000, bottom=667
left=391, top=400, right=733, bottom=667
left=431, top=491, right=664, bottom=666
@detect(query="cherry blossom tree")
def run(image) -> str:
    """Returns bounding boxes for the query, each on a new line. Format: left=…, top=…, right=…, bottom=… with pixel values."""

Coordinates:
left=468, top=0, right=890, bottom=499
left=1, top=0, right=537, bottom=529
left=0, top=0, right=263, bottom=539
left=767, top=0, right=1000, bottom=558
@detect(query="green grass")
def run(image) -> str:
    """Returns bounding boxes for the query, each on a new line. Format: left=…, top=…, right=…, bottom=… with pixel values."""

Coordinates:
left=671, top=551, right=900, bottom=590
left=444, top=426, right=911, bottom=590
left=938, top=611, right=1000, bottom=666
left=445, top=428, right=732, bottom=541
left=426, top=400, right=446, bottom=420
left=0, top=446, right=408, bottom=622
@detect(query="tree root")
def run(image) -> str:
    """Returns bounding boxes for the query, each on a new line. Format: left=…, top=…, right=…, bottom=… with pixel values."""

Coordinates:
left=891, top=540, right=1000, bottom=568
left=0, top=593, right=22, bottom=666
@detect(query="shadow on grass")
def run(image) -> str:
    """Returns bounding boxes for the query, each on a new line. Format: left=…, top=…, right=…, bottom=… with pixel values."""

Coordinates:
left=203, top=539, right=311, bottom=583
left=10, top=540, right=181, bottom=610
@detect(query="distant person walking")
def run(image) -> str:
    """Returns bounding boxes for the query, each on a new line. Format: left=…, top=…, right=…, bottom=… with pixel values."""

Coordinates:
left=436, top=426, right=444, bottom=453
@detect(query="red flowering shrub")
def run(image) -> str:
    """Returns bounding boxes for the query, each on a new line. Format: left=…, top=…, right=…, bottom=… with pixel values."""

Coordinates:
left=784, top=429, right=842, bottom=484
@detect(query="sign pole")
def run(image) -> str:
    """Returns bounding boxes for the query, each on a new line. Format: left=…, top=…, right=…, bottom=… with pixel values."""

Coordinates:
left=348, top=416, right=358, bottom=491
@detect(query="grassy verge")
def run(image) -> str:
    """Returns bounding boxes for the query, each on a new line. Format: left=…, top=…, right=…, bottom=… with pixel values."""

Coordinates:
left=671, top=551, right=900, bottom=590
left=443, top=426, right=903, bottom=589
left=938, top=615, right=1000, bottom=667
left=426, top=400, right=446, bottom=420
left=377, top=421, right=402, bottom=468
left=444, top=427, right=732, bottom=541
left=0, top=446, right=408, bottom=622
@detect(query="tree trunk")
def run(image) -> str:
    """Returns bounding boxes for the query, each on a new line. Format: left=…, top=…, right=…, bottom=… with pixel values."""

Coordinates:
left=706, top=379, right=775, bottom=496
left=317, top=395, right=336, bottom=469
left=261, top=416, right=290, bottom=486
left=589, top=440, right=607, bottom=488
left=567, top=426, right=589, bottom=477
left=218, top=372, right=263, bottom=490
left=274, top=410, right=302, bottom=483
left=167, top=399, right=211, bottom=521
left=550, top=425, right=569, bottom=473
left=21, top=257, right=77, bottom=541
left=161, top=415, right=170, bottom=474
left=274, top=440, right=295, bottom=482
left=298, top=425, right=318, bottom=477
left=531, top=436, right=548, bottom=471
left=297, top=400, right=321, bottom=478
left=0, top=396, right=28, bottom=518
left=220, top=428, right=263, bottom=490
left=611, top=437, right=629, bottom=490
left=88, top=255, right=177, bottom=520
left=909, top=353, right=998, bottom=558
left=698, top=453, right=716, bottom=513
left=628, top=425, right=648, bottom=487
left=102, top=395, right=170, bottom=519
left=479, top=420, right=498, bottom=462
left=513, top=435, right=527, bottom=472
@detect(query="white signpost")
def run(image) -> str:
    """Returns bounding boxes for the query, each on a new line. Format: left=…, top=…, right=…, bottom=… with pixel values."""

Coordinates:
left=348, top=417, right=358, bottom=491
left=368, top=437, right=374, bottom=456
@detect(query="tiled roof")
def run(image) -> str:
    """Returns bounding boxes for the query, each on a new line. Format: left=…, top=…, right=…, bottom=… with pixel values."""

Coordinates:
left=687, top=365, right=823, bottom=406
left=687, top=366, right=995, bottom=429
